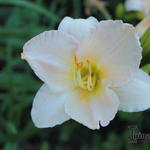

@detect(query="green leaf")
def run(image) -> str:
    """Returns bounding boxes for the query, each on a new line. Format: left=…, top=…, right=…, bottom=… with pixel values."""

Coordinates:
left=0, top=0, right=60, bottom=22
left=140, top=26, right=150, bottom=56
left=5, top=122, right=18, bottom=135
left=4, top=142, right=18, bottom=150
left=40, top=142, right=50, bottom=150
left=115, top=3, right=125, bottom=19
left=141, top=64, right=150, bottom=74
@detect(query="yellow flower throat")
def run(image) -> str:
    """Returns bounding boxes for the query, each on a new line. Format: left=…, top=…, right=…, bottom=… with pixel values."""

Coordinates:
left=74, top=56, right=99, bottom=91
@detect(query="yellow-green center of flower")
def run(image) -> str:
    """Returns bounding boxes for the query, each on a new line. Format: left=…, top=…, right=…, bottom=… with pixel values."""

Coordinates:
left=74, top=56, right=99, bottom=91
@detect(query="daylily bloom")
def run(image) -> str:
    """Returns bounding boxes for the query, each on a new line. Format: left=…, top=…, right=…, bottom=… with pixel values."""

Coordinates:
left=125, top=0, right=150, bottom=15
left=22, top=17, right=150, bottom=130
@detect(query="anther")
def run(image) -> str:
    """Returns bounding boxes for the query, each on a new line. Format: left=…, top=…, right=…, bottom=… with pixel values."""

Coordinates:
left=74, top=56, right=97, bottom=91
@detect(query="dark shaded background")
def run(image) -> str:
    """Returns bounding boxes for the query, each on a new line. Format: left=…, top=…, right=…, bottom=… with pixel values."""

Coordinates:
left=0, top=0, right=150, bottom=150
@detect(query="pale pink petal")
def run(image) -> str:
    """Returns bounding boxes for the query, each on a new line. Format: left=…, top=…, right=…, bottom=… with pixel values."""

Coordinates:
left=114, top=70, right=150, bottom=112
left=125, top=0, right=144, bottom=12
left=31, top=84, right=70, bottom=128
left=77, top=20, right=142, bottom=86
left=64, top=90, right=99, bottom=130
left=58, top=16, right=98, bottom=42
left=23, top=30, right=78, bottom=91
left=125, top=0, right=150, bottom=15
left=91, top=88, right=119, bottom=127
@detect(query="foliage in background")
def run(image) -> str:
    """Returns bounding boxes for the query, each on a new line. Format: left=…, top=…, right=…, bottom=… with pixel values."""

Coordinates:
left=0, top=0, right=150, bottom=150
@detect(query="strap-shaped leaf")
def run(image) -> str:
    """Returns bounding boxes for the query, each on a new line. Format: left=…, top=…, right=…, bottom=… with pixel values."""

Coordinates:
left=142, top=64, right=150, bottom=74
left=140, top=26, right=150, bottom=56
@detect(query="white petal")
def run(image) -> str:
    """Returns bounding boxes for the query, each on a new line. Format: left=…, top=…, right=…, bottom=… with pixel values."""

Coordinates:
left=114, top=70, right=150, bottom=112
left=64, top=90, right=99, bottom=130
left=91, top=88, right=119, bottom=127
left=23, top=30, right=78, bottom=91
left=58, top=16, right=98, bottom=42
left=77, top=20, right=142, bottom=86
left=31, top=84, right=70, bottom=128
left=125, top=0, right=150, bottom=15
left=125, top=0, right=144, bottom=12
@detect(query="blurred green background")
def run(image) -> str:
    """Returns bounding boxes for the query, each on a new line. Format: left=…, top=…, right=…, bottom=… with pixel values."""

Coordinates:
left=0, top=0, right=150, bottom=150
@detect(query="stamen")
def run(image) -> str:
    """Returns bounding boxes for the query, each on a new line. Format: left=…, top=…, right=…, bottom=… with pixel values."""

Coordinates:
left=74, top=56, right=98, bottom=91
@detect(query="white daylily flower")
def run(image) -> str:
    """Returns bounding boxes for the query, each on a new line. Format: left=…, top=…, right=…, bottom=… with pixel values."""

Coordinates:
left=22, top=16, right=150, bottom=130
left=125, top=0, right=150, bottom=15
